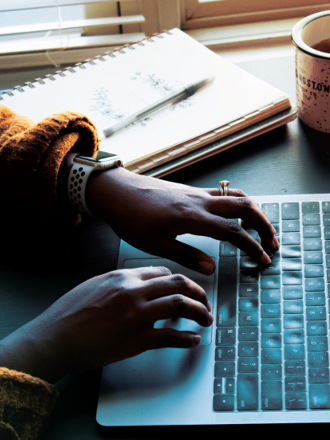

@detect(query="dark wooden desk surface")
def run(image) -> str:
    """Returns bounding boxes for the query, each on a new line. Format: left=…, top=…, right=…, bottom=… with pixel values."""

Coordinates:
left=2, top=53, right=330, bottom=439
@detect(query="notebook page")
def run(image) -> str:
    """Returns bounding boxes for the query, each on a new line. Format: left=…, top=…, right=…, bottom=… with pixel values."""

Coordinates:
left=1, top=28, right=290, bottom=172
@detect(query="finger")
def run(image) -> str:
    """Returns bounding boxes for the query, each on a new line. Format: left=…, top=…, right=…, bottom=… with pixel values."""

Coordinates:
left=207, top=196, right=278, bottom=252
left=205, top=187, right=247, bottom=197
left=142, top=328, right=202, bottom=350
left=143, top=235, right=216, bottom=275
left=123, top=265, right=172, bottom=281
left=144, top=293, right=213, bottom=327
left=180, top=211, right=271, bottom=265
left=143, top=272, right=211, bottom=310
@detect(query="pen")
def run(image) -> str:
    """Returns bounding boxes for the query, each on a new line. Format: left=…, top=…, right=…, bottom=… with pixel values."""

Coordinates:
left=103, top=76, right=214, bottom=137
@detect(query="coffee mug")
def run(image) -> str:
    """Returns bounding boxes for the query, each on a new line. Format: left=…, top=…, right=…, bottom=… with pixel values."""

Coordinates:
left=292, top=11, right=330, bottom=133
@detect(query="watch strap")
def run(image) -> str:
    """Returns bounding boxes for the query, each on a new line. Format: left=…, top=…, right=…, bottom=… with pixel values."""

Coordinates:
left=67, top=161, right=96, bottom=217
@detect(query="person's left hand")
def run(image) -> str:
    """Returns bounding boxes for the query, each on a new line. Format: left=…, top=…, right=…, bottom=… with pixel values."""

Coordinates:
left=86, top=167, right=278, bottom=275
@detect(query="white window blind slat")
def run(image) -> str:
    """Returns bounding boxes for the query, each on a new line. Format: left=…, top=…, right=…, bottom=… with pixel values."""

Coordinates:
left=0, top=1, right=147, bottom=65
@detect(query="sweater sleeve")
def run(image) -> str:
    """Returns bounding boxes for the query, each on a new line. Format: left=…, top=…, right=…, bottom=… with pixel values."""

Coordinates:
left=0, top=368, right=59, bottom=440
left=0, top=104, right=100, bottom=234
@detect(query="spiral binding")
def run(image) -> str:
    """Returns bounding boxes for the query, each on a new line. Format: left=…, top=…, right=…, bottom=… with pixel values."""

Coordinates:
left=0, top=30, right=171, bottom=101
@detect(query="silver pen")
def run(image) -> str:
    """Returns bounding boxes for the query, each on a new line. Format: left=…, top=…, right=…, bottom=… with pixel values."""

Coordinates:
left=103, top=76, right=214, bottom=138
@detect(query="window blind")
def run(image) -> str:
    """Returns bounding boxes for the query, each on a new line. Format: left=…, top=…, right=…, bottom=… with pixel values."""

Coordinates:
left=0, top=0, right=146, bottom=68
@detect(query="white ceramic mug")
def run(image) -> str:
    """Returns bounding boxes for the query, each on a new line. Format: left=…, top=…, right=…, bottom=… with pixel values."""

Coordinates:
left=292, top=11, right=330, bottom=133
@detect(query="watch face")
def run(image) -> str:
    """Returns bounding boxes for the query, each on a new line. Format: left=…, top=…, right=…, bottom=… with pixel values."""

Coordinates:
left=77, top=151, right=119, bottom=163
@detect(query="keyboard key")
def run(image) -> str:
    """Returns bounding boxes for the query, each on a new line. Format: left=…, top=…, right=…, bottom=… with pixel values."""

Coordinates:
left=322, top=202, right=330, bottom=213
left=213, top=394, right=235, bottom=411
left=261, top=289, right=281, bottom=303
left=302, top=202, right=319, bottom=213
left=261, top=333, right=282, bottom=348
left=282, top=232, right=301, bottom=245
left=239, top=312, right=259, bottom=326
left=308, top=367, right=330, bottom=384
left=283, top=300, right=303, bottom=314
left=214, top=361, right=235, bottom=377
left=282, top=271, right=302, bottom=285
left=219, top=241, right=237, bottom=256
left=238, top=357, right=258, bottom=373
left=261, top=318, right=281, bottom=333
left=284, top=329, right=305, bottom=344
left=215, top=347, right=236, bottom=361
left=216, top=328, right=236, bottom=346
left=308, top=351, right=329, bottom=368
left=304, top=251, right=323, bottom=264
left=283, top=315, right=304, bottom=329
left=237, top=374, right=259, bottom=410
left=238, top=341, right=258, bottom=357
left=239, top=284, right=258, bottom=297
left=309, top=384, right=330, bottom=409
left=304, top=265, right=324, bottom=278
left=261, top=380, right=283, bottom=410
left=305, top=278, right=325, bottom=291
left=303, top=226, right=321, bottom=238
left=324, top=227, right=330, bottom=240
left=284, top=344, right=305, bottom=360
left=282, top=220, right=300, bottom=232
left=285, top=360, right=306, bottom=376
left=262, top=203, right=279, bottom=223
left=282, top=202, right=299, bottom=219
left=217, top=257, right=237, bottom=327
left=239, top=298, right=258, bottom=312
left=285, top=376, right=306, bottom=392
left=261, top=364, right=282, bottom=380
left=303, top=238, right=322, bottom=251
left=281, top=245, right=301, bottom=258
left=305, top=292, right=325, bottom=306
left=260, top=275, right=281, bottom=289
left=302, top=213, right=320, bottom=225
left=306, top=306, right=326, bottom=321
left=308, top=336, right=329, bottom=352
left=262, top=348, right=282, bottom=364
left=282, top=286, right=303, bottom=299
left=261, top=304, right=281, bottom=318
left=285, top=392, right=307, bottom=410
left=239, top=326, right=258, bottom=341
left=282, top=259, right=302, bottom=271
left=307, top=321, right=327, bottom=335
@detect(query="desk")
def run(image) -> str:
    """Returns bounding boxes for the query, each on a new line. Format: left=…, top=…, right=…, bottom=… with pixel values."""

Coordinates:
left=1, top=52, right=330, bottom=439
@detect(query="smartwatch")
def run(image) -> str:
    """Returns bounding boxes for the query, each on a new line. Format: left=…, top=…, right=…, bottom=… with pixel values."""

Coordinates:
left=68, top=151, right=122, bottom=217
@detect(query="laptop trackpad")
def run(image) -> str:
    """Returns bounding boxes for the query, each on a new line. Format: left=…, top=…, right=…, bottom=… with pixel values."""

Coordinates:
left=122, top=258, right=215, bottom=346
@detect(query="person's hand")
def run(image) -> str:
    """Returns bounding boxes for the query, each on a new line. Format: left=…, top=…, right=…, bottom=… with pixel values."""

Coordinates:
left=0, top=266, right=213, bottom=383
left=86, top=167, right=279, bottom=275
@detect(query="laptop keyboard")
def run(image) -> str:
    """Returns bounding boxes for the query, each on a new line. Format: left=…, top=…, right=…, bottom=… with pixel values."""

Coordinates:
left=213, top=200, right=330, bottom=412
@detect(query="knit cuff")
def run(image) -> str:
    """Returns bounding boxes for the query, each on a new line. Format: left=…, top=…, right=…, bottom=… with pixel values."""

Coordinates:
left=0, top=105, right=100, bottom=232
left=0, top=367, right=59, bottom=440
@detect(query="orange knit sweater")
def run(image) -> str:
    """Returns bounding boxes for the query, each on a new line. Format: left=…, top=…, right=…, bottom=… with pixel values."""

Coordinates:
left=0, top=105, right=99, bottom=439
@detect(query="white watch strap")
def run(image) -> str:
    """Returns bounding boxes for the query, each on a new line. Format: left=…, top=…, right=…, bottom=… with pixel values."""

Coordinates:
left=68, top=161, right=95, bottom=217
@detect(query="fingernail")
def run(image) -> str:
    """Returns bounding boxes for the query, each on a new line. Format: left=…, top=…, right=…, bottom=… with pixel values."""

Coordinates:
left=193, top=335, right=202, bottom=346
left=198, top=260, right=215, bottom=275
left=272, top=235, right=280, bottom=249
left=261, top=251, right=271, bottom=265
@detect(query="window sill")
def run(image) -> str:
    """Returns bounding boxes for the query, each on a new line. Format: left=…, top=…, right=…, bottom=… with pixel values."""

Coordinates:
left=185, top=17, right=301, bottom=52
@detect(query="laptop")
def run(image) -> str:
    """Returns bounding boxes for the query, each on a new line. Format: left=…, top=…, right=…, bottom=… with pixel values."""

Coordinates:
left=97, top=193, right=330, bottom=426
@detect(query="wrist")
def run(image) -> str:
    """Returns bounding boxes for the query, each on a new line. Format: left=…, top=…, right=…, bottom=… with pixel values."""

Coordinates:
left=85, top=165, right=127, bottom=218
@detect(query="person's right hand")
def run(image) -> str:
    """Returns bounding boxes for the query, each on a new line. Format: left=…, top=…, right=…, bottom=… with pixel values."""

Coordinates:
left=0, top=266, right=213, bottom=383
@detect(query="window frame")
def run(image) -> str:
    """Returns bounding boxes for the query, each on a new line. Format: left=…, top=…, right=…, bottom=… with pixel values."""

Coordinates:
left=181, top=0, right=330, bottom=28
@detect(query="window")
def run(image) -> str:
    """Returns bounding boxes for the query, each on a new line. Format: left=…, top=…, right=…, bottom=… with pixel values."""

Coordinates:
left=181, top=0, right=330, bottom=28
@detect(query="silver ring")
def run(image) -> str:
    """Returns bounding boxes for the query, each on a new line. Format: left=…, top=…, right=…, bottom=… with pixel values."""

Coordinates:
left=219, top=180, right=230, bottom=196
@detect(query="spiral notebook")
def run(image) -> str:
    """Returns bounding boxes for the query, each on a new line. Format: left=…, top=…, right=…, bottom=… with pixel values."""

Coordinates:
left=0, top=28, right=294, bottom=176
